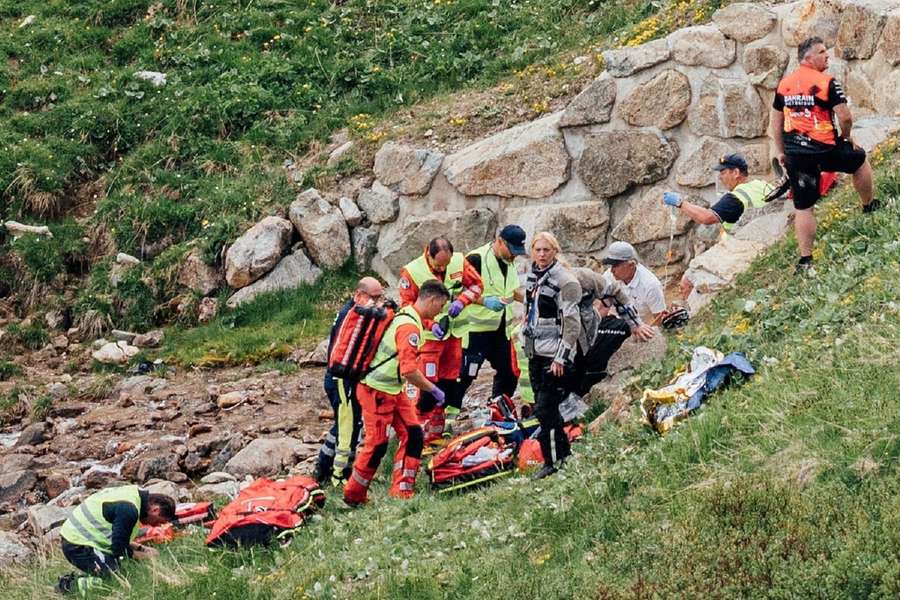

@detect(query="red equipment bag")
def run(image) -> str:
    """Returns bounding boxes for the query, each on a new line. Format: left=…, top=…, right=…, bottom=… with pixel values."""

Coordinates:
left=516, top=424, right=584, bottom=471
left=134, top=502, right=218, bottom=545
left=174, top=501, right=216, bottom=526
left=427, top=427, right=516, bottom=493
left=328, top=303, right=399, bottom=381
left=205, top=476, right=325, bottom=548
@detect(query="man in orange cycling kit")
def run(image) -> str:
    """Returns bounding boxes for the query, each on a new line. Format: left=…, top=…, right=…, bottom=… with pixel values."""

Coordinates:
left=770, top=36, right=879, bottom=275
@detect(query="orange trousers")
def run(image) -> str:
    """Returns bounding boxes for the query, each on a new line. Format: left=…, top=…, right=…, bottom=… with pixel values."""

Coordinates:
left=343, top=383, right=424, bottom=504
left=417, top=337, right=463, bottom=442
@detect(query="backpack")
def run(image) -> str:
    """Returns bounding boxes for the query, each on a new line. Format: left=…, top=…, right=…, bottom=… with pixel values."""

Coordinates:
left=516, top=424, right=584, bottom=471
left=328, top=302, right=411, bottom=381
left=205, top=476, right=325, bottom=548
left=427, top=427, right=516, bottom=493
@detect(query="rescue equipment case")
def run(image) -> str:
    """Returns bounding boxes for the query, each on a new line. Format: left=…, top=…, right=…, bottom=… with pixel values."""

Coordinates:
left=206, top=476, right=325, bottom=548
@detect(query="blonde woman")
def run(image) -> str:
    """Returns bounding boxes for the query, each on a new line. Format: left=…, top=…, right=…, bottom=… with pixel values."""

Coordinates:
left=522, top=232, right=582, bottom=479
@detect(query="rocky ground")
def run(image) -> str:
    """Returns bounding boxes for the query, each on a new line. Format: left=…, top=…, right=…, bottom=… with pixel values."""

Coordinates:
left=0, top=330, right=508, bottom=565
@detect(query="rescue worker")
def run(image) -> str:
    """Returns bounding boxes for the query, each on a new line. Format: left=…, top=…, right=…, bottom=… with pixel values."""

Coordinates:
left=315, top=276, right=385, bottom=487
left=55, top=486, right=176, bottom=595
left=663, top=154, right=787, bottom=299
left=523, top=232, right=581, bottom=480
left=569, top=267, right=655, bottom=397
left=770, top=36, right=879, bottom=274
left=398, top=236, right=482, bottom=442
left=456, top=225, right=527, bottom=408
left=344, top=280, right=451, bottom=505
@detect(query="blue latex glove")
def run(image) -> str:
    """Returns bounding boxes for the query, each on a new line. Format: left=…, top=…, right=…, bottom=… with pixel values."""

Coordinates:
left=431, top=386, right=446, bottom=407
left=483, top=296, right=505, bottom=312
left=663, top=191, right=683, bottom=208
left=447, top=299, right=465, bottom=318
left=431, top=322, right=446, bottom=340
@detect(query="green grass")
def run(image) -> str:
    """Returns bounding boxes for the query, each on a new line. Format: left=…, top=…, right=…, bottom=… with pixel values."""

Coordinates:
left=0, top=0, right=730, bottom=328
left=160, top=263, right=360, bottom=367
left=0, top=360, right=22, bottom=381
left=4, top=139, right=898, bottom=599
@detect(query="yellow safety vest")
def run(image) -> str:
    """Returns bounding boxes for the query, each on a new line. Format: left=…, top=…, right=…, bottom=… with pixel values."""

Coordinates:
left=59, top=485, right=142, bottom=553
left=403, top=252, right=464, bottom=341
left=363, top=306, right=423, bottom=395
left=456, top=243, right=520, bottom=340
left=722, top=180, right=773, bottom=235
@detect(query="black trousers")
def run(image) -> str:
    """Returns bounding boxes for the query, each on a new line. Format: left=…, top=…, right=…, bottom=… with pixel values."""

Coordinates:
left=458, top=327, right=519, bottom=402
left=61, top=540, right=117, bottom=576
left=570, top=316, right=631, bottom=397
left=529, top=356, right=571, bottom=467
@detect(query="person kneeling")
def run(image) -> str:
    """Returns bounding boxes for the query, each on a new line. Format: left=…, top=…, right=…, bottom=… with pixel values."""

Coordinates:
left=56, top=485, right=176, bottom=595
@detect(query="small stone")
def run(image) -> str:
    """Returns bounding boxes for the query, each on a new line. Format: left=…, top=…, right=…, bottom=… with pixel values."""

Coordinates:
left=111, top=329, right=137, bottom=343
left=51, top=334, right=69, bottom=350
left=602, top=38, right=670, bottom=77
left=195, top=481, right=240, bottom=502
left=0, top=470, right=37, bottom=503
left=326, top=141, right=354, bottom=167
left=43, top=473, right=70, bottom=499
left=14, top=423, right=46, bottom=447
left=338, top=197, right=363, bottom=226
left=217, top=391, right=249, bottom=409
left=198, top=297, right=219, bottom=324
left=559, top=73, right=616, bottom=128
left=27, top=504, right=71, bottom=536
left=200, top=471, right=237, bottom=484
left=0, top=531, right=31, bottom=567
left=132, top=330, right=164, bottom=348
left=617, top=69, right=690, bottom=130
left=115, top=253, right=140, bottom=266
left=356, top=184, right=400, bottom=225
left=190, top=423, right=213, bottom=437
left=134, top=71, right=167, bottom=87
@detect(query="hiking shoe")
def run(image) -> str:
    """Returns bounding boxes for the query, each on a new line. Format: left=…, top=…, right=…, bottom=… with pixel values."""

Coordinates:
left=862, top=198, right=881, bottom=213
left=55, top=574, right=77, bottom=594
left=795, top=260, right=816, bottom=276
left=532, top=464, right=557, bottom=480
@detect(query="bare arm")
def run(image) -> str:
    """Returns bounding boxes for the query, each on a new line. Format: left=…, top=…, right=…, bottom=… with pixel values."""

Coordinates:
left=679, top=200, right=721, bottom=226
left=405, top=369, right=438, bottom=393
left=770, top=109, right=785, bottom=163
left=833, top=103, right=853, bottom=141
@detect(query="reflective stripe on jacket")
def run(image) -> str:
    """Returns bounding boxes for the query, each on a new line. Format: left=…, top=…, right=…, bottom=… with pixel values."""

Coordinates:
left=722, top=180, right=773, bottom=235
left=404, top=252, right=464, bottom=341
left=59, top=485, right=142, bottom=553
left=363, top=306, right=423, bottom=395
left=456, top=243, right=519, bottom=339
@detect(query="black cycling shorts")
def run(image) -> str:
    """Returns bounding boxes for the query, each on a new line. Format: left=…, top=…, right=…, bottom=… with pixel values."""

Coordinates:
left=785, top=139, right=866, bottom=210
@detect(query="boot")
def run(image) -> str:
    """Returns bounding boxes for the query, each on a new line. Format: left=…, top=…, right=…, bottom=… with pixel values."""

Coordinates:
left=532, top=464, right=557, bottom=480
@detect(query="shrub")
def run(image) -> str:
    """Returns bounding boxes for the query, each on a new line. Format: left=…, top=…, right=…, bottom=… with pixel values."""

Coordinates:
left=6, top=322, right=49, bottom=350
left=0, top=360, right=22, bottom=381
left=10, top=221, right=88, bottom=284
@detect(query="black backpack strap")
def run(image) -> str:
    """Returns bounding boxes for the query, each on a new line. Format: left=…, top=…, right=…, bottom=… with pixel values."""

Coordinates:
left=363, top=313, right=417, bottom=377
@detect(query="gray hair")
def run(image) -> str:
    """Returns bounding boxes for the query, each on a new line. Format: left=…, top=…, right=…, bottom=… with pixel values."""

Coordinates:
left=798, top=36, right=825, bottom=62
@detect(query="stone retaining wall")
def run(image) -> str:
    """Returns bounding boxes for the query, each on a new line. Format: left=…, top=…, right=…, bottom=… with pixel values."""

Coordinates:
left=221, top=1, right=900, bottom=306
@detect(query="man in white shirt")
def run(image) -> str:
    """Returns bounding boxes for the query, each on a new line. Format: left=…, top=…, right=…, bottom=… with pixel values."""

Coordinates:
left=601, top=241, right=666, bottom=326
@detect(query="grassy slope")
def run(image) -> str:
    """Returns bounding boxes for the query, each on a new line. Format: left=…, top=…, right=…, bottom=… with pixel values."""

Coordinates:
left=0, top=0, right=732, bottom=344
left=4, top=138, right=898, bottom=599
left=0, top=0, right=652, bottom=327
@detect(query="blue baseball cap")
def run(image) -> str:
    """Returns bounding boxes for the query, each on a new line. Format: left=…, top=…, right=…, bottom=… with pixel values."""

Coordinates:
left=499, top=225, right=527, bottom=256
left=712, top=153, right=749, bottom=173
